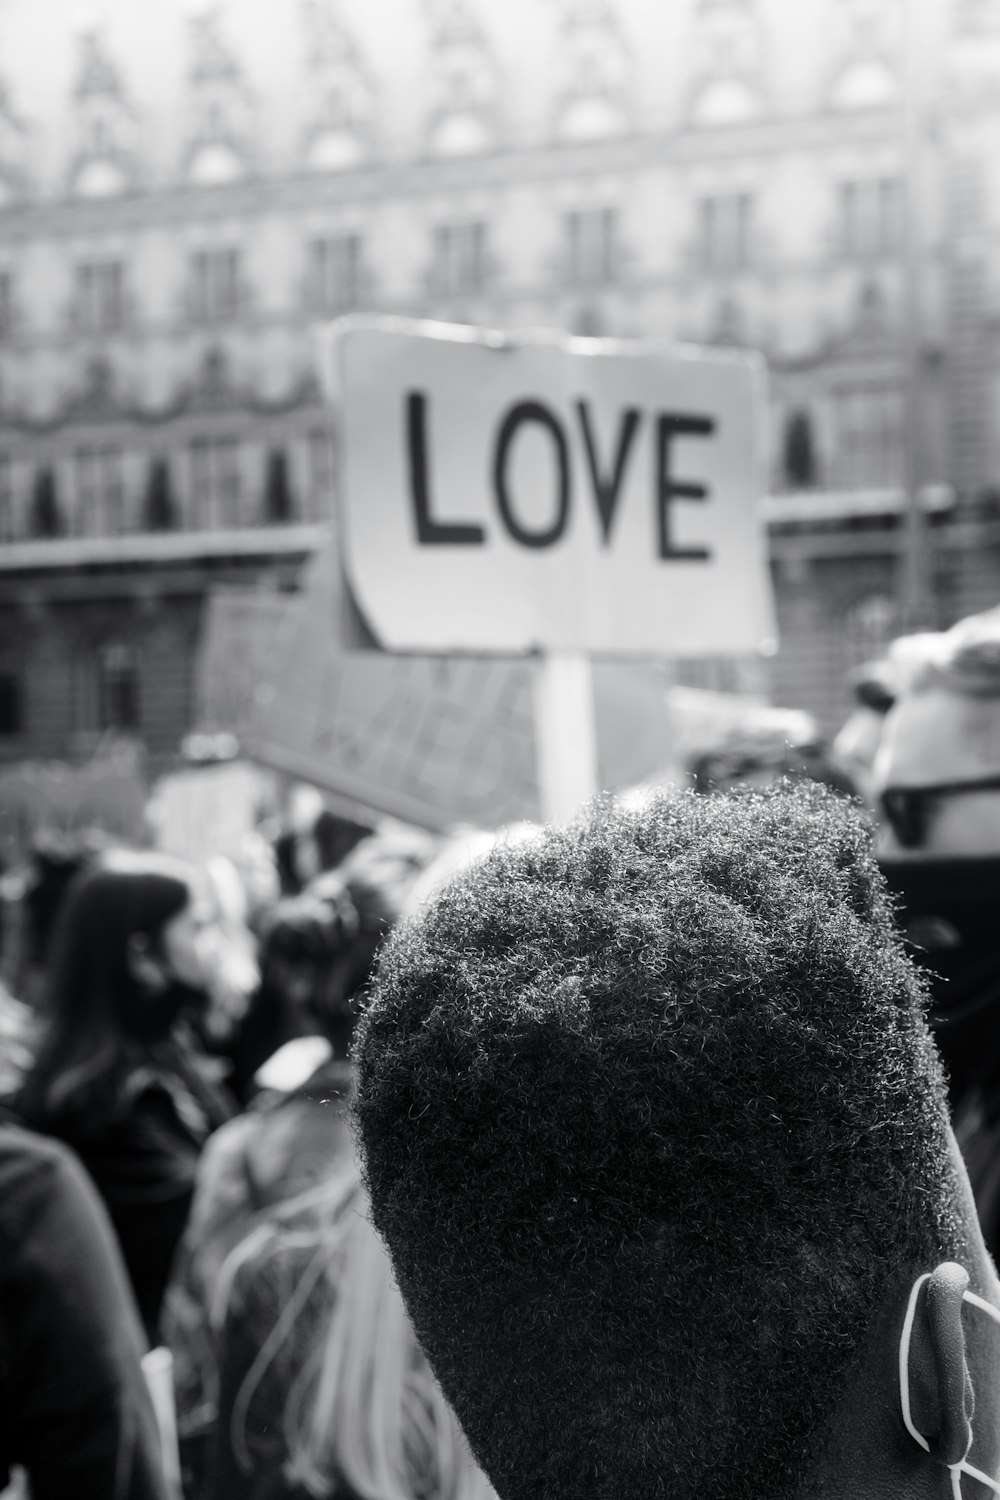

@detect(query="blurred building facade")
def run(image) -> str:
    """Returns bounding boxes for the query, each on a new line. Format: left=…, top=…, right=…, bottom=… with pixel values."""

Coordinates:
left=1, top=0, right=1000, bottom=765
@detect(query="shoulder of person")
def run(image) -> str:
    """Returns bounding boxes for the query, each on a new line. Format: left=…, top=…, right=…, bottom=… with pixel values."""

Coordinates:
left=0, top=1123, right=84, bottom=1223
left=184, top=1111, right=261, bottom=1241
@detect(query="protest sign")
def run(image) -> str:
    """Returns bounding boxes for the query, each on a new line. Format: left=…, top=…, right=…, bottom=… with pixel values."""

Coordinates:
left=0, top=752, right=148, bottom=867
left=148, top=760, right=275, bottom=866
left=321, top=317, right=775, bottom=658
left=194, top=586, right=301, bottom=737
left=245, top=547, right=674, bottom=831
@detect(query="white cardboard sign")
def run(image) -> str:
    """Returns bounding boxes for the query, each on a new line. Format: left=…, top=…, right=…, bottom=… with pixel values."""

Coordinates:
left=322, top=317, right=775, bottom=658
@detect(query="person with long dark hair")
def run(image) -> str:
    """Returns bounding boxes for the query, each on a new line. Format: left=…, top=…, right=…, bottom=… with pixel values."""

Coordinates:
left=13, top=850, right=235, bottom=1343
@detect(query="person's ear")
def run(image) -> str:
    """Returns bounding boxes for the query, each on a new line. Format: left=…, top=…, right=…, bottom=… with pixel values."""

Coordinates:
left=903, top=1262, right=975, bottom=1469
left=126, top=932, right=168, bottom=994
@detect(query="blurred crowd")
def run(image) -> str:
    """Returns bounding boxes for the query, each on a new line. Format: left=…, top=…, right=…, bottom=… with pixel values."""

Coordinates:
left=2, top=605, right=1000, bottom=1499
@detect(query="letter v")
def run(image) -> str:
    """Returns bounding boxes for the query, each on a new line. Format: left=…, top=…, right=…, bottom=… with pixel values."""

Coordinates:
left=576, top=401, right=642, bottom=546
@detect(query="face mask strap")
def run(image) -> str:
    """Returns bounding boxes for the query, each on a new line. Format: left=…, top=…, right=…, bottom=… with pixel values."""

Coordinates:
left=900, top=1274, right=1000, bottom=1498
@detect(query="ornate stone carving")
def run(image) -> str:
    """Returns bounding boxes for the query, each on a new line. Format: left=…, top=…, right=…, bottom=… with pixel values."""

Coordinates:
left=183, top=3, right=256, bottom=185
left=177, top=346, right=247, bottom=414
left=688, top=0, right=766, bottom=128
left=68, top=22, right=139, bottom=198
left=551, top=0, right=632, bottom=142
left=424, top=0, right=502, bottom=156
left=62, top=356, right=131, bottom=423
left=300, top=0, right=376, bottom=170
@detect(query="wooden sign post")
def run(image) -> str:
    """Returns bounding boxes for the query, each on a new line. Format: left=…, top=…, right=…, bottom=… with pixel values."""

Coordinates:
left=532, top=651, right=599, bottom=823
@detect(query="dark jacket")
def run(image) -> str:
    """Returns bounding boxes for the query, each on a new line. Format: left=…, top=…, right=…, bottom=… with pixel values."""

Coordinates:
left=0, top=1122, right=169, bottom=1500
left=52, top=1048, right=234, bottom=1344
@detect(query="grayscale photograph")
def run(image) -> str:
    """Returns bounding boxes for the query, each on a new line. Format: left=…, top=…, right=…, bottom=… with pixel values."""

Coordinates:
left=1, top=3, right=999, bottom=1498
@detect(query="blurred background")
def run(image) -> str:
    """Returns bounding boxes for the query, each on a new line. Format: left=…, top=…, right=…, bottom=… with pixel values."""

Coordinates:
left=0, top=0, right=995, bottom=805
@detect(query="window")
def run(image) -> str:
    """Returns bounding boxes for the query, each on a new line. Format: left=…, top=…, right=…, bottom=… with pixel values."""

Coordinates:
left=144, top=456, right=175, bottom=531
left=432, top=222, right=489, bottom=296
left=839, top=178, right=902, bottom=258
left=0, top=671, right=23, bottom=737
left=783, top=409, right=819, bottom=490
left=75, top=260, right=127, bottom=333
left=29, top=467, right=61, bottom=538
left=564, top=208, right=617, bottom=287
left=97, top=642, right=140, bottom=732
left=191, top=436, right=242, bottom=528
left=831, top=386, right=904, bottom=490
left=0, top=271, right=12, bottom=338
left=0, top=454, right=14, bottom=540
left=308, top=428, right=335, bottom=519
left=699, top=193, right=754, bottom=271
left=308, top=235, right=363, bottom=313
left=189, top=248, right=242, bottom=323
left=263, top=448, right=295, bottom=524
left=75, top=446, right=126, bottom=535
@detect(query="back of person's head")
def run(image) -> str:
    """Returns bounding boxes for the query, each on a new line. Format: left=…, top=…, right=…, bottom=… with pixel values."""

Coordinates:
left=312, top=808, right=373, bottom=872
left=257, top=877, right=360, bottom=1044
left=17, top=849, right=202, bottom=1124
left=272, top=806, right=376, bottom=895
left=323, top=825, right=439, bottom=1023
left=353, top=783, right=976, bottom=1500
left=257, top=827, right=434, bottom=1052
left=215, top=1159, right=497, bottom=1500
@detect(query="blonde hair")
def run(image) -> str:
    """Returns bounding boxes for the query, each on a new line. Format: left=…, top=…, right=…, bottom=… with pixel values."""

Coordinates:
left=214, top=1160, right=497, bottom=1500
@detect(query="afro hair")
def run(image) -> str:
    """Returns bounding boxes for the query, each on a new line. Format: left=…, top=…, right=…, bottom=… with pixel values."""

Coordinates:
left=353, top=782, right=959, bottom=1500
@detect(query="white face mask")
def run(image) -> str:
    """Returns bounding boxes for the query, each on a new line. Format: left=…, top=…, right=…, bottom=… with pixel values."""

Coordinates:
left=899, top=1272, right=1000, bottom=1499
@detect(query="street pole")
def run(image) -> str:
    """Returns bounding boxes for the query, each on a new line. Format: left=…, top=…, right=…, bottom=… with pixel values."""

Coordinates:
left=899, top=0, right=934, bottom=631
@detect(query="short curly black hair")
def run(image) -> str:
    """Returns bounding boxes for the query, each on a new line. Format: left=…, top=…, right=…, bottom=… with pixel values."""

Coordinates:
left=353, top=783, right=959, bottom=1500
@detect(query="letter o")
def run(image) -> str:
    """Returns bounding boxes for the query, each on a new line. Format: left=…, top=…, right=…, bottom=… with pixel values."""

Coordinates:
left=493, top=401, right=571, bottom=549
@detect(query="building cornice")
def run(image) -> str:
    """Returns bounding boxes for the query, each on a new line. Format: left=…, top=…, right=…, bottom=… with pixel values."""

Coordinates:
left=0, top=109, right=903, bottom=245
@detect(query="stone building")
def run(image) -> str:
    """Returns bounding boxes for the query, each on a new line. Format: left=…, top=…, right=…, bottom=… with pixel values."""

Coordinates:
left=1, top=0, right=999, bottom=767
